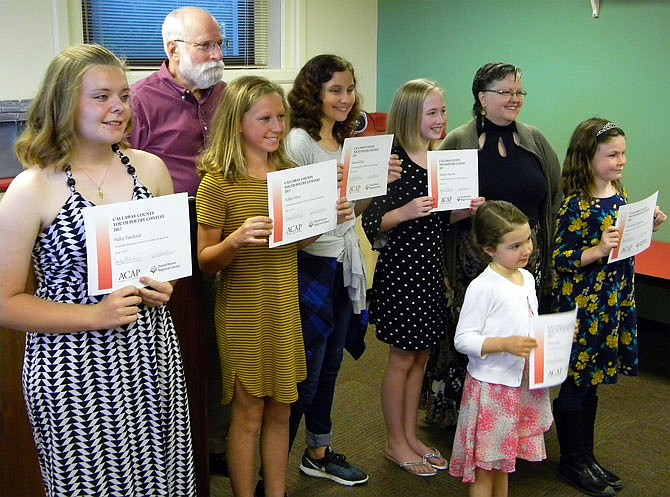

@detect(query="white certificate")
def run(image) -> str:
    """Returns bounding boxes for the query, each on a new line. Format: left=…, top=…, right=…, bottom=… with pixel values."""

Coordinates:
left=528, top=308, right=577, bottom=390
left=608, top=191, right=659, bottom=263
left=427, top=149, right=478, bottom=211
left=267, top=160, right=338, bottom=248
left=82, top=193, right=192, bottom=296
left=340, top=134, right=394, bottom=201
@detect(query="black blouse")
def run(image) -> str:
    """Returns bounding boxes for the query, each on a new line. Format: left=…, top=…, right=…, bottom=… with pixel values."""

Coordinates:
left=477, top=118, right=547, bottom=225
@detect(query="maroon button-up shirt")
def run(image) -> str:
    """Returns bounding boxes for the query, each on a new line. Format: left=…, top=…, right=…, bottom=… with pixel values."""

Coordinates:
left=129, top=61, right=227, bottom=196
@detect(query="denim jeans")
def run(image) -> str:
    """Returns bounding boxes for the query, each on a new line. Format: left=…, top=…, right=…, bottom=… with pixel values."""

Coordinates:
left=289, top=264, right=352, bottom=450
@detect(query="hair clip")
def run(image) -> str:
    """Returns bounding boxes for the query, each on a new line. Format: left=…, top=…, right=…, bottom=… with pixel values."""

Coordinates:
left=596, top=122, right=619, bottom=137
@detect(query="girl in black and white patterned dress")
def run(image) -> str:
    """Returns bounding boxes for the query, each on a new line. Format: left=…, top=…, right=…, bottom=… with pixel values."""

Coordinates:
left=0, top=45, right=194, bottom=497
left=362, top=79, right=451, bottom=477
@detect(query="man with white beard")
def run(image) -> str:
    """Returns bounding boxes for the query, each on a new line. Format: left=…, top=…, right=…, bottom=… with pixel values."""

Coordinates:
left=130, top=6, right=227, bottom=197
left=128, top=5, right=229, bottom=481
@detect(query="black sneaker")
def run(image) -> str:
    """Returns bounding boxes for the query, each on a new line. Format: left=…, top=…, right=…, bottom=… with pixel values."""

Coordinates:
left=299, top=447, right=369, bottom=486
left=209, top=452, right=229, bottom=477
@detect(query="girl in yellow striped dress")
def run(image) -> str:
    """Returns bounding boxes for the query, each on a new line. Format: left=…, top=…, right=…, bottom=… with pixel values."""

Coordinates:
left=195, top=75, right=352, bottom=497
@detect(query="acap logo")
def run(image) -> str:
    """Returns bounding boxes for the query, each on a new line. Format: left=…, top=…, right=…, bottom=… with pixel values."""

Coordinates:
left=286, top=224, right=303, bottom=234
left=118, top=269, right=141, bottom=281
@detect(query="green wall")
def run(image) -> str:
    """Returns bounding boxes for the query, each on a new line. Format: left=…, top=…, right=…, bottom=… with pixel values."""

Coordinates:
left=378, top=0, right=670, bottom=243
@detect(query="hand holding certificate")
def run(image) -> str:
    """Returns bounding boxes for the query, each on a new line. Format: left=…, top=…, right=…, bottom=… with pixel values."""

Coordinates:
left=608, top=191, right=659, bottom=263
left=426, top=149, right=479, bottom=211
left=82, top=193, right=192, bottom=296
left=340, top=134, right=394, bottom=200
left=267, top=160, right=338, bottom=248
left=528, top=308, right=577, bottom=389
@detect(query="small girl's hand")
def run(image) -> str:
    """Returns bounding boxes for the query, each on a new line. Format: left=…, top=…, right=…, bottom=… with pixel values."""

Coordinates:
left=505, top=336, right=538, bottom=358
left=597, top=226, right=620, bottom=257
left=401, top=196, right=434, bottom=221
left=95, top=285, right=141, bottom=328
left=387, top=154, right=403, bottom=184
left=336, top=197, right=354, bottom=224
left=138, top=276, right=173, bottom=307
left=234, top=216, right=273, bottom=247
left=652, top=206, right=667, bottom=232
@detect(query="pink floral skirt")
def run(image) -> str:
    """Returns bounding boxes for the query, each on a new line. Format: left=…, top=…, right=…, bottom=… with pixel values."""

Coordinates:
left=448, top=365, right=552, bottom=483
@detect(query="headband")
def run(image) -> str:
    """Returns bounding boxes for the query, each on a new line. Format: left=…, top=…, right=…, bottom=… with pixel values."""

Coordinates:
left=596, top=122, right=619, bottom=137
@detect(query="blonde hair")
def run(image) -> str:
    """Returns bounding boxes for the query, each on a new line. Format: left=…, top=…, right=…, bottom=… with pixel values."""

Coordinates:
left=15, top=44, right=128, bottom=170
left=387, top=78, right=443, bottom=152
left=198, top=76, right=293, bottom=181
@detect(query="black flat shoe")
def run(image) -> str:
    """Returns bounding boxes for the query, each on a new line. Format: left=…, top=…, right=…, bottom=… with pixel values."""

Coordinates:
left=254, top=479, right=288, bottom=497
left=559, top=461, right=617, bottom=497
left=209, top=452, right=229, bottom=477
left=587, top=458, right=623, bottom=491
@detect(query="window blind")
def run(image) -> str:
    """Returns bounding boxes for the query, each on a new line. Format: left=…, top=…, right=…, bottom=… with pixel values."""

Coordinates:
left=82, top=0, right=268, bottom=67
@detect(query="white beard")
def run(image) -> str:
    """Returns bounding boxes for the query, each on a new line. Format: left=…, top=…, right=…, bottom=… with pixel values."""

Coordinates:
left=179, top=55, right=224, bottom=90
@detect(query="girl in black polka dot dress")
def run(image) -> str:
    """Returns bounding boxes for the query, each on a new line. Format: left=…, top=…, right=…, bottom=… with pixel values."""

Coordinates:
left=362, top=79, right=451, bottom=477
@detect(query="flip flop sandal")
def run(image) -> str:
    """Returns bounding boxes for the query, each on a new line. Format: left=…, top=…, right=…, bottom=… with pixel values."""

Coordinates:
left=423, top=448, right=448, bottom=470
left=383, top=452, right=437, bottom=477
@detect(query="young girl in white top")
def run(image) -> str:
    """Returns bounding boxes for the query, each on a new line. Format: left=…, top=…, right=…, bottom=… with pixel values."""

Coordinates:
left=449, top=200, right=553, bottom=497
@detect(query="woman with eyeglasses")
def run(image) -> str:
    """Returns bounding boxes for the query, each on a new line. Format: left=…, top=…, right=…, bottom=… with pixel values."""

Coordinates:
left=422, top=62, right=562, bottom=429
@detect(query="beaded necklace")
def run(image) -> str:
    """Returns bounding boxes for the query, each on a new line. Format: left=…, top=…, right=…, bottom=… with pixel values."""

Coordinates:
left=65, top=144, right=136, bottom=200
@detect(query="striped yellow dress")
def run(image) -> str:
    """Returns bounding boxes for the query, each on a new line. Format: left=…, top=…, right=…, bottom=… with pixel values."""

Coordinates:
left=196, top=172, right=306, bottom=404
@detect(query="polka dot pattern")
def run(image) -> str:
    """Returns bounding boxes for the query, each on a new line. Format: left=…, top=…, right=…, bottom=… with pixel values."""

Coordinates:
left=364, top=148, right=448, bottom=351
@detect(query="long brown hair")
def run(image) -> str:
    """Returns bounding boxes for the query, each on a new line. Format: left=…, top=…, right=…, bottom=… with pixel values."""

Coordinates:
left=288, top=54, right=362, bottom=145
left=561, top=117, right=626, bottom=198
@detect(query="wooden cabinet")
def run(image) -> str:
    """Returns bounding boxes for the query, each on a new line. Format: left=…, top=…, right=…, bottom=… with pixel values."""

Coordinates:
left=0, top=327, right=44, bottom=497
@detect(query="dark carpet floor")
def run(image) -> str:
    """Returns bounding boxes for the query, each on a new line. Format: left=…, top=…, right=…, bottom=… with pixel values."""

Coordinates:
left=211, top=320, right=670, bottom=497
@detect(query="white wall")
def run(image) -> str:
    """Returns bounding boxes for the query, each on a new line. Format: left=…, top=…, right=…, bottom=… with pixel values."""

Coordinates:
left=0, top=0, right=59, bottom=99
left=0, top=0, right=379, bottom=109
left=302, top=0, right=378, bottom=110
left=0, top=0, right=379, bottom=210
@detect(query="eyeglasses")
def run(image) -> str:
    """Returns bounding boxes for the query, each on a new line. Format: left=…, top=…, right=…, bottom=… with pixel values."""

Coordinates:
left=483, top=89, right=528, bottom=98
left=174, top=39, right=224, bottom=53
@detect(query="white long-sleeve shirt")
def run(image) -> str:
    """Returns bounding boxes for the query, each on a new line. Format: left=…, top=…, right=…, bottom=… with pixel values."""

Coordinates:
left=454, top=265, right=538, bottom=387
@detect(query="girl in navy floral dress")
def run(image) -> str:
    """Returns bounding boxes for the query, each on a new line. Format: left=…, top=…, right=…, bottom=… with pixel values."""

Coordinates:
left=551, top=118, right=666, bottom=496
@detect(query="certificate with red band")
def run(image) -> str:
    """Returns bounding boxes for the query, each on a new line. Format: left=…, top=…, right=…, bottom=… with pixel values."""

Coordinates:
left=82, top=193, right=192, bottom=296
left=267, top=160, right=338, bottom=248
left=340, top=134, right=393, bottom=201
left=608, top=191, right=658, bottom=263
left=528, top=308, right=577, bottom=390
left=426, top=149, right=478, bottom=211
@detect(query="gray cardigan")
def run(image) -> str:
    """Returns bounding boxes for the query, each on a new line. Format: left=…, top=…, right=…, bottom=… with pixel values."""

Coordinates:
left=439, top=118, right=562, bottom=297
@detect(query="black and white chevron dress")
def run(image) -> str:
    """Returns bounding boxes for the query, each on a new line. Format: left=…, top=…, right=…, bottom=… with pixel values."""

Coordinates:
left=22, top=166, right=195, bottom=497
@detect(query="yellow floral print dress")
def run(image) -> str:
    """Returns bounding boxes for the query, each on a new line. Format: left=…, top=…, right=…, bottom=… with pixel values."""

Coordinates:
left=551, top=191, right=638, bottom=388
